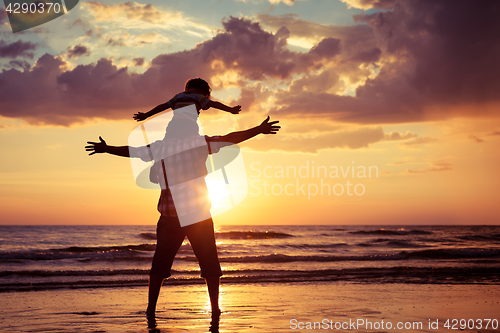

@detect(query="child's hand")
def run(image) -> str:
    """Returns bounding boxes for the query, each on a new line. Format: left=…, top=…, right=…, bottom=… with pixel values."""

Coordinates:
left=259, top=116, right=280, bottom=134
left=230, top=105, right=241, bottom=114
left=133, top=112, right=148, bottom=121
left=85, top=136, right=108, bottom=155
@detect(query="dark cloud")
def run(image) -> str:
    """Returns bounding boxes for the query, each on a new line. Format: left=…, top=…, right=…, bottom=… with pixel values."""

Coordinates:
left=348, top=47, right=381, bottom=63
left=201, top=18, right=295, bottom=80
left=2, top=6, right=500, bottom=127
left=0, top=40, right=37, bottom=59
left=0, top=17, right=338, bottom=125
left=309, top=38, right=341, bottom=58
left=354, top=0, right=500, bottom=106
left=268, top=1, right=500, bottom=123
left=8, top=60, right=31, bottom=71
left=0, top=54, right=67, bottom=122
left=67, top=45, right=90, bottom=58
left=133, top=58, right=145, bottom=66
left=107, top=38, right=126, bottom=47
left=257, top=13, right=377, bottom=59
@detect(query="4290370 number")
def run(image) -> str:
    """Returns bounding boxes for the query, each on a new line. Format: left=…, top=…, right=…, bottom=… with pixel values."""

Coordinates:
left=5, top=2, right=62, bottom=14
left=444, top=319, right=498, bottom=330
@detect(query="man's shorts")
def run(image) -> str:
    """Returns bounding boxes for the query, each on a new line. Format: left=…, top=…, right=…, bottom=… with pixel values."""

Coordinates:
left=150, top=215, right=222, bottom=278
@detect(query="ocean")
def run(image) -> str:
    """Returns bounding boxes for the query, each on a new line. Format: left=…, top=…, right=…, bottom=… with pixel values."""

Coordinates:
left=1, top=225, right=499, bottom=293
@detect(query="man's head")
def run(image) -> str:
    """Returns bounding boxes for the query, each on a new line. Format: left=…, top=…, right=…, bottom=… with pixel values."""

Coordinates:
left=185, top=78, right=211, bottom=98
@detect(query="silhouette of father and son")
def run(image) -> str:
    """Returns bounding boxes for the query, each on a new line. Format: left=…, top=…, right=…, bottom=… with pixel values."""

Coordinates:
left=86, top=78, right=281, bottom=332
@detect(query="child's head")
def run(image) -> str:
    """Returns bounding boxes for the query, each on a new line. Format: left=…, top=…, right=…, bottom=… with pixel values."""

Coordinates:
left=185, top=78, right=211, bottom=98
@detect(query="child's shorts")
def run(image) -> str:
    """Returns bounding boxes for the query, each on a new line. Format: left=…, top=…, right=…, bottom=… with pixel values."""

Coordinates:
left=150, top=215, right=222, bottom=278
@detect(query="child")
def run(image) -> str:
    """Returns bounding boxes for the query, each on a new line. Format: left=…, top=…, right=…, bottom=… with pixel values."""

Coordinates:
left=86, top=116, right=280, bottom=331
left=133, top=77, right=241, bottom=121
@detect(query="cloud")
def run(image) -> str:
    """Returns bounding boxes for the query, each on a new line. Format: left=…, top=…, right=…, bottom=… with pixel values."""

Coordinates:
left=83, top=1, right=212, bottom=37
left=236, top=0, right=297, bottom=5
left=104, top=31, right=171, bottom=47
left=488, top=131, right=500, bottom=136
left=309, top=37, right=341, bottom=58
left=133, top=57, right=145, bottom=66
left=67, top=45, right=90, bottom=58
left=263, top=1, right=500, bottom=123
left=0, top=16, right=349, bottom=125
left=3, top=6, right=500, bottom=127
left=406, top=162, right=452, bottom=174
left=403, top=136, right=438, bottom=146
left=0, top=40, right=37, bottom=59
left=340, top=0, right=397, bottom=10
left=8, top=60, right=31, bottom=71
left=383, top=131, right=416, bottom=141
left=85, top=1, right=169, bottom=24
left=245, top=126, right=385, bottom=152
left=468, top=134, right=484, bottom=143
left=269, top=0, right=296, bottom=4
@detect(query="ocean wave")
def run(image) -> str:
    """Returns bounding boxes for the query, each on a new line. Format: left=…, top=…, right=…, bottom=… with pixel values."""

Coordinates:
left=52, top=244, right=156, bottom=253
left=350, top=229, right=433, bottom=236
left=137, top=231, right=294, bottom=240
left=215, top=231, right=294, bottom=239
left=279, top=243, right=348, bottom=249
left=357, top=239, right=428, bottom=248
left=458, top=233, right=500, bottom=242
left=2, top=246, right=498, bottom=264
left=139, top=232, right=157, bottom=240
left=403, top=248, right=500, bottom=260
left=1, top=266, right=499, bottom=292
left=0, top=243, right=160, bottom=261
left=183, top=248, right=500, bottom=263
left=0, top=268, right=151, bottom=278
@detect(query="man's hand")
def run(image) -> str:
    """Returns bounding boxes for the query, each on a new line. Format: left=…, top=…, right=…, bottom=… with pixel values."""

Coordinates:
left=230, top=105, right=242, bottom=114
left=133, top=112, right=148, bottom=121
left=86, top=136, right=108, bottom=156
left=259, top=116, right=280, bottom=134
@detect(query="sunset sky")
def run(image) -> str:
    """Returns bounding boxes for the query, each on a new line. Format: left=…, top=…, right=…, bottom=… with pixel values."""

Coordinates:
left=0, top=0, right=499, bottom=225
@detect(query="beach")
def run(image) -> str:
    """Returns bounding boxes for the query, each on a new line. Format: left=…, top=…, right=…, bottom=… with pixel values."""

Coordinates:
left=1, top=282, right=499, bottom=332
left=1, top=224, right=499, bottom=332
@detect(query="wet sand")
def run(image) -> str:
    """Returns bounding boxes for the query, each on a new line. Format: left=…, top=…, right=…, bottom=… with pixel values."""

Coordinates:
left=1, top=282, right=499, bottom=332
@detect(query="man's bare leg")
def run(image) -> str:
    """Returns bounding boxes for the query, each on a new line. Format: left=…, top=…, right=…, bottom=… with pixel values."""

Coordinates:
left=205, top=276, right=221, bottom=332
left=147, top=273, right=164, bottom=318
left=205, top=276, right=220, bottom=313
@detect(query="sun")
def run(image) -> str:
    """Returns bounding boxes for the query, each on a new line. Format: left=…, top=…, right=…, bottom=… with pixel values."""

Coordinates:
left=206, top=179, right=232, bottom=208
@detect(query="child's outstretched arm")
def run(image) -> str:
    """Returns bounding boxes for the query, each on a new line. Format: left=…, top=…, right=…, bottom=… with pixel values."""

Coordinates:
left=204, top=100, right=241, bottom=114
left=220, top=116, right=280, bottom=144
left=133, top=102, right=171, bottom=121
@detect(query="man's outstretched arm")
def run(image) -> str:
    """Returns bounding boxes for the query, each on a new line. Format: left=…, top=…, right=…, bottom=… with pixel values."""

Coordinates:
left=220, top=116, right=280, bottom=144
left=86, top=136, right=130, bottom=157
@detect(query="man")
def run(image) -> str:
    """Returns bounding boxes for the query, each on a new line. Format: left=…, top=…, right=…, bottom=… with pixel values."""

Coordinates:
left=86, top=114, right=280, bottom=331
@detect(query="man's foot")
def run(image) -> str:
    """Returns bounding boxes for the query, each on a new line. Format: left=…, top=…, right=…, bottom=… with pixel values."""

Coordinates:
left=147, top=315, right=157, bottom=329
left=209, top=309, right=221, bottom=332
left=146, top=306, right=156, bottom=329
